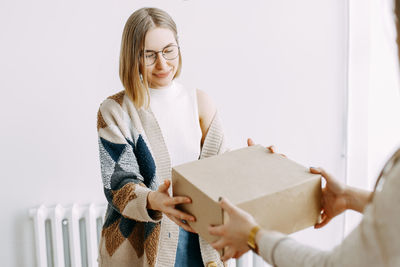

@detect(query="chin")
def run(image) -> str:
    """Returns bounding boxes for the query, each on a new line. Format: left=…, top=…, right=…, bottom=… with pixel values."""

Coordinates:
left=154, top=78, right=173, bottom=88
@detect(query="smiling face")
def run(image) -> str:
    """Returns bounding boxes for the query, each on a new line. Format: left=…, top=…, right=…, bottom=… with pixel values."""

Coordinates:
left=143, top=27, right=180, bottom=89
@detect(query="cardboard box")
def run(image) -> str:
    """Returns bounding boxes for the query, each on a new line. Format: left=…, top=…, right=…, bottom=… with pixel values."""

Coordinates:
left=172, top=145, right=321, bottom=246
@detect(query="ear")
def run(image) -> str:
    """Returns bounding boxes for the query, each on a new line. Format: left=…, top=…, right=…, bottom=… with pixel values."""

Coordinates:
left=138, top=53, right=145, bottom=73
left=139, top=64, right=146, bottom=83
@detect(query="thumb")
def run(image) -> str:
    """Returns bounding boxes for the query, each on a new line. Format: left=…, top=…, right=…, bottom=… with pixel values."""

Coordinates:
left=158, top=179, right=170, bottom=192
left=219, top=197, right=235, bottom=215
left=310, top=167, right=333, bottom=183
left=247, top=138, right=255, bottom=146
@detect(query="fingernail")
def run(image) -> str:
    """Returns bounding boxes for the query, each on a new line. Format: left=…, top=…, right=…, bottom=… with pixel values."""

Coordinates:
left=218, top=196, right=222, bottom=202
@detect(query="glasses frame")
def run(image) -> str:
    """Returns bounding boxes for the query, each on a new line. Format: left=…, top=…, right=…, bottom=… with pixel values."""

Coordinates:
left=142, top=44, right=180, bottom=66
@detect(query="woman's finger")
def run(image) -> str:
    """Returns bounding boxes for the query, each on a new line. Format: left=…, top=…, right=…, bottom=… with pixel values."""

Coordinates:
left=320, top=212, right=327, bottom=221
left=321, top=190, right=327, bottom=205
left=182, top=223, right=196, bottom=233
left=310, top=167, right=333, bottom=183
left=157, top=179, right=170, bottom=193
left=314, top=214, right=331, bottom=229
left=166, top=209, right=196, bottom=222
left=267, top=145, right=275, bottom=153
left=233, top=251, right=242, bottom=259
left=168, top=215, right=196, bottom=233
left=247, top=138, right=255, bottom=146
left=208, top=224, right=225, bottom=236
left=221, top=247, right=236, bottom=262
left=235, top=250, right=246, bottom=259
left=211, top=237, right=229, bottom=251
left=315, top=218, right=330, bottom=229
left=164, top=196, right=191, bottom=206
left=188, top=226, right=196, bottom=233
left=310, top=167, right=320, bottom=173
left=219, top=198, right=235, bottom=215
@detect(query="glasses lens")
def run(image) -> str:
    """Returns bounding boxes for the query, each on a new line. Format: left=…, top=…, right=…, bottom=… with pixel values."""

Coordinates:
left=144, top=52, right=156, bottom=66
left=162, top=46, right=179, bottom=60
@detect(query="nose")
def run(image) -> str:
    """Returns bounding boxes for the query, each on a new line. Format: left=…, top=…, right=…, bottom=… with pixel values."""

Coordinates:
left=155, top=53, right=168, bottom=69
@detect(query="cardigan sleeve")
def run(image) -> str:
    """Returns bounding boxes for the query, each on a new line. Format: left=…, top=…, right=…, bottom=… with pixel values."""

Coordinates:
left=97, top=97, right=162, bottom=223
left=258, top=157, right=400, bottom=267
left=199, top=112, right=229, bottom=159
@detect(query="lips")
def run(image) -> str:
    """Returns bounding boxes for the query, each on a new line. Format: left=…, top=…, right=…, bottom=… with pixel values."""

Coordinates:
left=153, top=70, right=171, bottom=78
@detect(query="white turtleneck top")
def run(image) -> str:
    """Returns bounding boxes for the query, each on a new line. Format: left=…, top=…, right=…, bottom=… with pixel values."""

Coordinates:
left=149, top=81, right=202, bottom=167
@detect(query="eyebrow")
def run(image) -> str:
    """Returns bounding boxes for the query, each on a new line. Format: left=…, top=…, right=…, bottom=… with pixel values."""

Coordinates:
left=144, top=43, right=176, bottom=53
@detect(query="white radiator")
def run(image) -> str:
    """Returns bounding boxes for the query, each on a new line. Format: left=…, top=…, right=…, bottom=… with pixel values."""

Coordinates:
left=29, top=204, right=106, bottom=267
left=30, top=204, right=268, bottom=267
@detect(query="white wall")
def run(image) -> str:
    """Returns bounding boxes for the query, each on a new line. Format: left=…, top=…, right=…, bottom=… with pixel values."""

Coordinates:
left=343, top=0, right=370, bottom=235
left=0, top=0, right=348, bottom=266
left=369, top=0, right=400, bottom=186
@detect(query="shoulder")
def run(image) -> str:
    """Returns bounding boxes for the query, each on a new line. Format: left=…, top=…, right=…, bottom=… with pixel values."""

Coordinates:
left=97, top=90, right=132, bottom=131
left=99, top=90, right=126, bottom=111
left=107, top=90, right=126, bottom=106
left=196, top=89, right=217, bottom=123
left=196, top=89, right=217, bottom=143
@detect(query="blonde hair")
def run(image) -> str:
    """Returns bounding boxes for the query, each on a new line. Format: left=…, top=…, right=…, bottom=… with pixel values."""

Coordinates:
left=119, top=8, right=182, bottom=108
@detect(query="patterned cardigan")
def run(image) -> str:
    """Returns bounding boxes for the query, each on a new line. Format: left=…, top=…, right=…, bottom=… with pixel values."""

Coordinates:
left=96, top=91, right=227, bottom=267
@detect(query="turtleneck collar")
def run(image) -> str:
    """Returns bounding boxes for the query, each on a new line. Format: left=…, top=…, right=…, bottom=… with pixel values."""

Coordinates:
left=149, top=81, right=180, bottom=99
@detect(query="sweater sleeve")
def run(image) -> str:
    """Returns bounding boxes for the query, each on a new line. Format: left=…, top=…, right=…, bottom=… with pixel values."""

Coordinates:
left=97, top=98, right=162, bottom=223
left=258, top=158, right=400, bottom=267
left=199, top=112, right=229, bottom=159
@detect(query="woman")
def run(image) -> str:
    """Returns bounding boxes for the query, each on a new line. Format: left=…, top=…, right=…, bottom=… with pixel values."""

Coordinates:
left=208, top=3, right=400, bottom=266
left=97, top=7, right=226, bottom=267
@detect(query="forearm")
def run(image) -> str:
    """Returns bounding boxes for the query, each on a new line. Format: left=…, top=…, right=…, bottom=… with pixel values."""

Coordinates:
left=104, top=183, right=161, bottom=222
left=255, top=230, right=285, bottom=264
left=98, top=98, right=163, bottom=223
left=345, top=186, right=373, bottom=213
left=256, top=230, right=331, bottom=267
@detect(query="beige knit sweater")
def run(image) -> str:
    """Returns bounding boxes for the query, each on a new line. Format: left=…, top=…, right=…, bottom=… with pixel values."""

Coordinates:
left=258, top=148, right=400, bottom=267
left=97, top=91, right=227, bottom=267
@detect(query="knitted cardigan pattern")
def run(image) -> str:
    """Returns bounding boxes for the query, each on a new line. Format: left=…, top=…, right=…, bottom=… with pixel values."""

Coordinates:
left=97, top=91, right=227, bottom=267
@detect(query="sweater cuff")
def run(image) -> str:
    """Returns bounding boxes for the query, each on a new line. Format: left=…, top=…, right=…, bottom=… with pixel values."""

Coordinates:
left=258, top=231, right=288, bottom=264
left=122, top=186, right=162, bottom=222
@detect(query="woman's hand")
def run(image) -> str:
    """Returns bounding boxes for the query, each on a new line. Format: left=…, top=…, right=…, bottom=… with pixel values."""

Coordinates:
left=147, top=179, right=196, bottom=232
left=208, top=198, right=258, bottom=261
left=311, top=167, right=373, bottom=228
left=310, top=167, right=349, bottom=229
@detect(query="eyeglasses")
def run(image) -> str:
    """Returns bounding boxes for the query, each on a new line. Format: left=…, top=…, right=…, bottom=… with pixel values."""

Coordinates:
left=142, top=45, right=180, bottom=66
